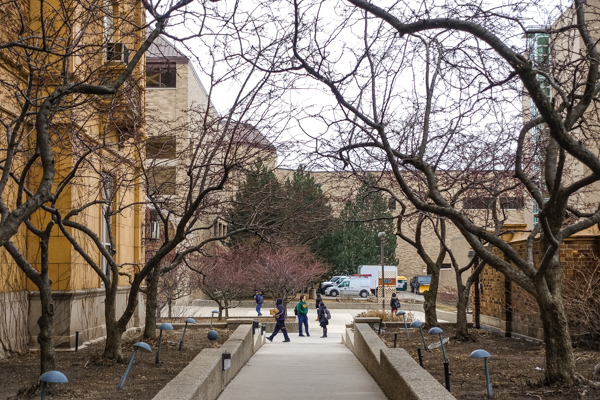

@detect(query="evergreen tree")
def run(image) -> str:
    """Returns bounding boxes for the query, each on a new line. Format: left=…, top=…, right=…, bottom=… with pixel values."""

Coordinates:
left=229, top=164, right=334, bottom=246
left=313, top=177, right=398, bottom=275
left=229, top=161, right=283, bottom=245
left=282, top=166, right=334, bottom=245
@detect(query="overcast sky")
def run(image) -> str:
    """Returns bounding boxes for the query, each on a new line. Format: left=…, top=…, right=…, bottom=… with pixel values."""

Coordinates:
left=156, top=0, right=567, bottom=170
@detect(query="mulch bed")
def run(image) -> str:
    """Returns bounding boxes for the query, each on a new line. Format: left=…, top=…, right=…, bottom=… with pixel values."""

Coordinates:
left=379, top=324, right=600, bottom=399
left=0, top=327, right=230, bottom=399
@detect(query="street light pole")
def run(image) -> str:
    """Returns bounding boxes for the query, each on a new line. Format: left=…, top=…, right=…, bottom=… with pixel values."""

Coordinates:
left=378, top=232, right=386, bottom=312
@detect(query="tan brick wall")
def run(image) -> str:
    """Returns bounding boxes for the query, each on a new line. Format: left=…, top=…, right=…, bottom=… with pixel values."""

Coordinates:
left=480, top=234, right=600, bottom=335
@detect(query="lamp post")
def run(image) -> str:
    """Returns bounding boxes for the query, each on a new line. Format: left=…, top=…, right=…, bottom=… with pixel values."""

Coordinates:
left=378, top=231, right=386, bottom=311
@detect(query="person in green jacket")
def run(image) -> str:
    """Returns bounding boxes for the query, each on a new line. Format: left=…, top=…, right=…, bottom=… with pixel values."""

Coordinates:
left=296, top=295, right=310, bottom=337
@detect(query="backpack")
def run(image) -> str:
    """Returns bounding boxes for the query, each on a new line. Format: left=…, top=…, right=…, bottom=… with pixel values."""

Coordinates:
left=325, top=309, right=331, bottom=320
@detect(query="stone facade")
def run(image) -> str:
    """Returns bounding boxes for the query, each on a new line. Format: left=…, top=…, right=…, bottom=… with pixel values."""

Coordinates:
left=0, top=0, right=147, bottom=357
left=478, top=228, right=600, bottom=339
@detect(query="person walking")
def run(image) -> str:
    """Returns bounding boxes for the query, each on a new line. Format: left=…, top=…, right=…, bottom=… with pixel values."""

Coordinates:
left=267, top=298, right=290, bottom=342
left=390, top=292, right=401, bottom=316
left=317, top=302, right=330, bottom=338
left=254, top=290, right=264, bottom=317
left=296, top=295, right=310, bottom=337
left=315, top=294, right=322, bottom=320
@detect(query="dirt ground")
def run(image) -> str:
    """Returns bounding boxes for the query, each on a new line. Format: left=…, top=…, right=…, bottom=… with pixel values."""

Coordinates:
left=0, top=327, right=230, bottom=400
left=380, top=325, right=600, bottom=400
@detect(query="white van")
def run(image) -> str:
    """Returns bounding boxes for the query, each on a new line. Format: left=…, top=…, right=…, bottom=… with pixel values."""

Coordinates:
left=325, top=276, right=371, bottom=298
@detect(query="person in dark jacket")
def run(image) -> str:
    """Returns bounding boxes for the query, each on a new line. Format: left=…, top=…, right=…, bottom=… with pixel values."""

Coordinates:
left=390, top=292, right=401, bottom=316
left=317, top=302, right=329, bottom=338
left=315, top=294, right=322, bottom=320
left=267, top=298, right=290, bottom=342
left=254, top=290, right=264, bottom=316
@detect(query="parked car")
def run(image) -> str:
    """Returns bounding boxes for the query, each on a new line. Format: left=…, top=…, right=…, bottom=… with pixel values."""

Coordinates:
left=410, top=275, right=431, bottom=294
left=319, top=275, right=347, bottom=294
left=325, top=276, right=371, bottom=298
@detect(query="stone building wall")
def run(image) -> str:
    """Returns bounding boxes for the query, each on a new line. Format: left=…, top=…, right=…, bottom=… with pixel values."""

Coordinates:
left=479, top=230, right=600, bottom=339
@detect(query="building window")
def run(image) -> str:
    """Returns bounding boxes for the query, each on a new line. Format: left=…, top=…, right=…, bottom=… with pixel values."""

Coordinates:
left=388, top=197, right=396, bottom=211
left=463, top=197, right=494, bottom=210
left=146, top=64, right=176, bottom=88
left=149, top=166, right=177, bottom=195
left=527, top=30, right=550, bottom=185
left=500, top=196, right=524, bottom=210
left=441, top=263, right=451, bottom=270
left=213, top=220, right=228, bottom=238
left=104, top=1, right=118, bottom=42
left=100, top=174, right=114, bottom=283
left=146, top=136, right=176, bottom=159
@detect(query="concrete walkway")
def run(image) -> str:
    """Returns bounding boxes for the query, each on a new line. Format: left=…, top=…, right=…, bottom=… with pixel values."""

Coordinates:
left=217, top=309, right=388, bottom=400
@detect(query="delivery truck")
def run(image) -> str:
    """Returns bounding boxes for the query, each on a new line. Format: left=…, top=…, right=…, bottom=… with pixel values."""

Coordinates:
left=357, top=265, right=398, bottom=293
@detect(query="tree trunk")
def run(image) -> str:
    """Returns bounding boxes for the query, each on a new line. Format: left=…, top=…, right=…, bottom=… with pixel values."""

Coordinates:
left=224, top=300, right=229, bottom=318
left=38, top=285, right=56, bottom=374
left=535, top=258, right=577, bottom=384
left=143, top=265, right=160, bottom=339
left=103, top=287, right=124, bottom=360
left=168, top=298, right=172, bottom=318
left=423, top=264, right=440, bottom=326
left=455, top=285, right=470, bottom=340
left=535, top=200, right=577, bottom=384
left=103, top=321, right=124, bottom=361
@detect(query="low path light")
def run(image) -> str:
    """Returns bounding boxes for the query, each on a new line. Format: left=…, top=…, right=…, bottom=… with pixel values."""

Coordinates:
left=210, top=310, right=219, bottom=328
left=428, top=327, right=450, bottom=392
left=39, top=370, right=68, bottom=400
left=427, top=327, right=447, bottom=362
left=156, top=323, right=173, bottom=364
left=179, top=318, right=196, bottom=351
left=222, top=352, right=231, bottom=371
left=396, top=310, right=409, bottom=338
left=410, top=321, right=428, bottom=350
left=470, top=349, right=493, bottom=397
left=118, top=342, right=151, bottom=390
left=208, top=329, right=219, bottom=341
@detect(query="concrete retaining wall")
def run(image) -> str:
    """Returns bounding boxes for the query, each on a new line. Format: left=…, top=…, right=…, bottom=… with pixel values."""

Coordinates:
left=0, top=291, right=29, bottom=359
left=29, top=287, right=145, bottom=350
left=348, top=323, right=455, bottom=400
left=191, top=299, right=410, bottom=310
left=152, top=324, right=264, bottom=400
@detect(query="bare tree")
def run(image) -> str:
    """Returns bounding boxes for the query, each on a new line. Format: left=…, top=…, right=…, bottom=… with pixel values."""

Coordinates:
left=396, top=207, right=446, bottom=326
left=189, top=246, right=251, bottom=320
left=0, top=0, right=208, bottom=372
left=55, top=31, right=290, bottom=359
left=158, top=264, right=192, bottom=319
left=280, top=0, right=600, bottom=383
left=250, top=245, right=325, bottom=309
